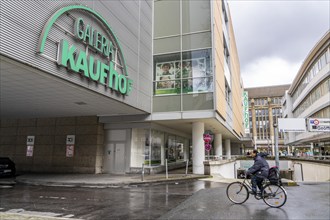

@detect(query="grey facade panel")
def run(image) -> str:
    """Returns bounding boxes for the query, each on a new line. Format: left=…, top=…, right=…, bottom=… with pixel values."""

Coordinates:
left=0, top=0, right=152, bottom=113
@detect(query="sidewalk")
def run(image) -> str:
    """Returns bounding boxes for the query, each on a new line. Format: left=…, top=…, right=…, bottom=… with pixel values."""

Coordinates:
left=2, top=173, right=298, bottom=188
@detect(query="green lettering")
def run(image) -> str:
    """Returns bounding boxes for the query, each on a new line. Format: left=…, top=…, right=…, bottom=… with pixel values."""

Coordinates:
left=100, top=63, right=109, bottom=85
left=58, top=39, right=77, bottom=71
left=109, top=62, right=119, bottom=90
left=83, top=24, right=92, bottom=45
left=74, top=18, right=84, bottom=40
left=102, top=35, right=109, bottom=57
left=94, top=31, right=103, bottom=53
left=126, top=79, right=133, bottom=95
left=89, top=55, right=101, bottom=81
left=76, top=50, right=88, bottom=77
left=118, top=75, right=127, bottom=94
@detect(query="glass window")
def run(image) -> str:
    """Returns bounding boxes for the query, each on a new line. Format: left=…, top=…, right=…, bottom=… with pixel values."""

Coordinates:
left=182, top=93, right=213, bottom=111
left=153, top=95, right=181, bottom=112
left=182, top=32, right=212, bottom=50
left=154, top=0, right=180, bottom=37
left=154, top=37, right=181, bottom=54
left=182, top=0, right=211, bottom=33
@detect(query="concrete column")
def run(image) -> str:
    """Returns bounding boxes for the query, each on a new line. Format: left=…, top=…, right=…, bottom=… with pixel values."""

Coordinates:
left=214, top=133, right=223, bottom=159
left=225, top=139, right=231, bottom=159
left=192, top=122, right=204, bottom=174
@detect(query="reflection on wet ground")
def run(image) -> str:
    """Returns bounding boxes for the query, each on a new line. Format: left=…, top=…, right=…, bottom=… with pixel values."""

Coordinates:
left=0, top=180, right=226, bottom=219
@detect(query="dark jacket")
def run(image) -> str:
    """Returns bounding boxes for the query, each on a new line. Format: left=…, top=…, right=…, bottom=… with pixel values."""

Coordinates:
left=247, top=153, right=269, bottom=178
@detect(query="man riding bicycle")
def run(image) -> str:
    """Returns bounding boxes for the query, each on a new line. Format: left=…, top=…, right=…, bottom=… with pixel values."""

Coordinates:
left=246, top=150, right=269, bottom=195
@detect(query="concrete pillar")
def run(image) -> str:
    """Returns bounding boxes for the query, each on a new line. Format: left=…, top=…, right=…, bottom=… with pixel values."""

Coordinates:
left=214, top=133, right=223, bottom=159
left=192, top=122, right=204, bottom=174
left=225, top=139, right=231, bottom=159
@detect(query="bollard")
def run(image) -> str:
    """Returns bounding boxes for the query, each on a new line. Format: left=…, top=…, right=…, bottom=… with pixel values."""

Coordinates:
left=165, top=159, right=168, bottom=179
left=141, top=163, right=145, bottom=181
left=185, top=160, right=189, bottom=176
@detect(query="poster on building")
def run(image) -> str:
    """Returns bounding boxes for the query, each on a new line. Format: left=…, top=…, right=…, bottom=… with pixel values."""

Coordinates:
left=66, top=145, right=74, bottom=157
left=26, top=145, right=34, bottom=157
left=155, top=58, right=208, bottom=95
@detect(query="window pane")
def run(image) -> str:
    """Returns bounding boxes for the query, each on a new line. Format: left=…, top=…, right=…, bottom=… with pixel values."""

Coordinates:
left=182, top=93, right=213, bottom=110
left=154, top=0, right=180, bottom=37
left=153, top=95, right=181, bottom=112
left=182, top=32, right=212, bottom=50
left=154, top=36, right=181, bottom=54
left=182, top=0, right=211, bottom=33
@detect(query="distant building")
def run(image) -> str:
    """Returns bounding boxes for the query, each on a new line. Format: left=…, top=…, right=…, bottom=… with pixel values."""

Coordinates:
left=245, top=85, right=290, bottom=155
left=282, top=31, right=330, bottom=156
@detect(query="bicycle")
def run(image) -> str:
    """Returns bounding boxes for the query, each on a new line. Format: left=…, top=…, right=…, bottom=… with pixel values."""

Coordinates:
left=226, top=174, right=287, bottom=208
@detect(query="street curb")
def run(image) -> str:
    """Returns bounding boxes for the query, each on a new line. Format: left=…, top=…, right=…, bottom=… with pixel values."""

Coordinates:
left=15, top=175, right=212, bottom=188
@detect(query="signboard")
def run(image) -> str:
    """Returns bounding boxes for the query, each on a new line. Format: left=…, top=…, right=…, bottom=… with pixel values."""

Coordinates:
left=66, top=135, right=75, bottom=145
left=26, top=136, right=35, bottom=145
left=26, top=145, right=34, bottom=157
left=308, top=118, right=330, bottom=132
left=66, top=145, right=74, bottom=157
left=37, top=5, right=132, bottom=96
left=278, top=118, right=306, bottom=132
left=243, top=91, right=250, bottom=133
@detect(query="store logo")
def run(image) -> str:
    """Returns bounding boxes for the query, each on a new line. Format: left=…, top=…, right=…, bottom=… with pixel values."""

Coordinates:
left=37, top=5, right=132, bottom=96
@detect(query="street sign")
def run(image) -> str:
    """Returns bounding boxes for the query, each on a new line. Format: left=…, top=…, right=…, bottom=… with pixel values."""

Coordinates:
left=278, top=118, right=306, bottom=132
left=308, top=118, right=330, bottom=132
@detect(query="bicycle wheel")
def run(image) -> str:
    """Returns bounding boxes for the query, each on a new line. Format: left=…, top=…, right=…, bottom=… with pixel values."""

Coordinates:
left=226, top=182, right=249, bottom=204
left=262, top=184, right=287, bottom=208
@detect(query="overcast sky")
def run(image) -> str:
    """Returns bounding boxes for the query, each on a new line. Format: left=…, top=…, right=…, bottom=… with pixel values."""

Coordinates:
left=227, top=0, right=330, bottom=88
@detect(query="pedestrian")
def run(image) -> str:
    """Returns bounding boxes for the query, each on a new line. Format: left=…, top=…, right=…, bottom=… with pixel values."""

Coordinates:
left=246, top=150, right=269, bottom=195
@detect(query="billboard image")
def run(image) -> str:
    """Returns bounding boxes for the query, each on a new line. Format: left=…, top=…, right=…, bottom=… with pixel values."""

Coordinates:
left=155, top=58, right=211, bottom=95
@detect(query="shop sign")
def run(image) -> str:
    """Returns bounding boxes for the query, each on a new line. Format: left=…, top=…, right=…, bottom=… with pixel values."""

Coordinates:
left=308, top=118, right=330, bottom=132
left=243, top=91, right=250, bottom=133
left=37, top=5, right=132, bottom=96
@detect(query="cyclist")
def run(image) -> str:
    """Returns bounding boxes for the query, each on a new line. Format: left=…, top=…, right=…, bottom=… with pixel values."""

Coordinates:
left=246, top=150, right=269, bottom=195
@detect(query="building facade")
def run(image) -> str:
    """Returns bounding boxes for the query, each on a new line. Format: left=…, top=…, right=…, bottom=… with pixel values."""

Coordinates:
left=245, top=85, right=290, bottom=155
left=282, top=31, right=330, bottom=156
left=0, top=0, right=247, bottom=175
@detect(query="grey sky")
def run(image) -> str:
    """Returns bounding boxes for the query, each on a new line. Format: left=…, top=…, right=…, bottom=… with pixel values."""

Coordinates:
left=228, top=0, right=330, bottom=88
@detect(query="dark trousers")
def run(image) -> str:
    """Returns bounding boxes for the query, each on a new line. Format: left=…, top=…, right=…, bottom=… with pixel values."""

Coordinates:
left=251, top=175, right=263, bottom=192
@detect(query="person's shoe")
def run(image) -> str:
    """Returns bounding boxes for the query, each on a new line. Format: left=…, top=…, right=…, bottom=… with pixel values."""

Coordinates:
left=249, top=190, right=257, bottom=195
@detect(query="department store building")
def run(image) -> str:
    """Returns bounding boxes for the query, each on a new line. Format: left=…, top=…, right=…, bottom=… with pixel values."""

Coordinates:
left=282, top=31, right=330, bottom=154
left=0, top=0, right=248, bottom=175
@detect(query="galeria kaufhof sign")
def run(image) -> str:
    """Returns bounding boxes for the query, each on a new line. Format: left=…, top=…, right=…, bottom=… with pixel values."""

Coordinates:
left=37, top=5, right=133, bottom=96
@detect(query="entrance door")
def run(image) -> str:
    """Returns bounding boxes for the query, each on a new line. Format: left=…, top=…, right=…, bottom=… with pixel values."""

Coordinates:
left=114, top=143, right=125, bottom=173
left=103, top=142, right=126, bottom=174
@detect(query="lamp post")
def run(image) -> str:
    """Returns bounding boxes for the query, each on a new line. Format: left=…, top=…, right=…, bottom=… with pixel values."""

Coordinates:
left=273, top=123, right=279, bottom=168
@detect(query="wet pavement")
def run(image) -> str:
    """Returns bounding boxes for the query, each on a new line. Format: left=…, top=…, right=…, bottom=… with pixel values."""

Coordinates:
left=0, top=174, right=328, bottom=220
left=0, top=180, right=224, bottom=220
